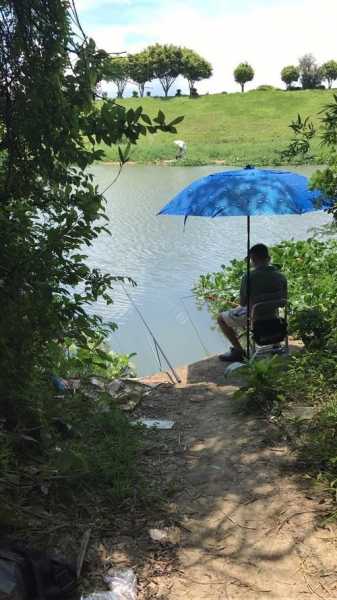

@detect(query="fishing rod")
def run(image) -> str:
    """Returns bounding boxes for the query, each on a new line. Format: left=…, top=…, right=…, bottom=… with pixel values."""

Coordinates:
left=120, top=283, right=181, bottom=384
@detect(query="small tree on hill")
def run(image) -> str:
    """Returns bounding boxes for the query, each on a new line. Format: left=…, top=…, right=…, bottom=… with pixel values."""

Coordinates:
left=181, top=48, right=212, bottom=96
left=146, top=43, right=183, bottom=97
left=321, top=60, right=337, bottom=89
left=281, top=65, right=300, bottom=90
left=103, top=56, right=129, bottom=97
left=299, top=54, right=322, bottom=89
left=128, top=50, right=153, bottom=97
left=234, top=62, right=254, bottom=92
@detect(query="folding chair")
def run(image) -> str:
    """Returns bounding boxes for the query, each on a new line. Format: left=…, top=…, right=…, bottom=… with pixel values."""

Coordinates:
left=250, top=293, right=289, bottom=359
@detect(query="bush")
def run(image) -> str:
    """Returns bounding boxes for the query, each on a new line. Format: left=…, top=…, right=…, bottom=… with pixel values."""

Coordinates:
left=132, top=90, right=138, bottom=97
left=234, top=355, right=285, bottom=414
left=293, top=308, right=331, bottom=349
left=52, top=339, right=135, bottom=379
left=255, top=85, right=276, bottom=91
left=195, top=238, right=337, bottom=348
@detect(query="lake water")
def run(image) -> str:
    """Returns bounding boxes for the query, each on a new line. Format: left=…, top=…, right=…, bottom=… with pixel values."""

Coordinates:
left=86, top=164, right=330, bottom=376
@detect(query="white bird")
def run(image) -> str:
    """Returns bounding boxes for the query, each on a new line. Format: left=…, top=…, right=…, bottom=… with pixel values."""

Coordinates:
left=174, top=140, right=187, bottom=159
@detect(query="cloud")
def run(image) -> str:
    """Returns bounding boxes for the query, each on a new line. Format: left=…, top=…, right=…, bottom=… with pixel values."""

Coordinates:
left=76, top=0, right=131, bottom=11
left=77, top=0, right=337, bottom=95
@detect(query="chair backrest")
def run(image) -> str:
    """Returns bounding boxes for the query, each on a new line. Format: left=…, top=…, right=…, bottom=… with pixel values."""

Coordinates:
left=251, top=294, right=288, bottom=347
left=251, top=292, right=287, bottom=322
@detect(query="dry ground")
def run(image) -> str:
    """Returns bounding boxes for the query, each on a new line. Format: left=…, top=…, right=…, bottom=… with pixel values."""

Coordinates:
left=127, top=355, right=337, bottom=600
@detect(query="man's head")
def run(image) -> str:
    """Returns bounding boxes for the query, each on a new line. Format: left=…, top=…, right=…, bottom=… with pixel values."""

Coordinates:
left=249, top=243, right=270, bottom=267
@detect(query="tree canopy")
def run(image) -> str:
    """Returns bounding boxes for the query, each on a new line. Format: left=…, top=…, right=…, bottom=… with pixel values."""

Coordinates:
left=181, top=48, right=212, bottom=95
left=0, top=0, right=182, bottom=427
left=102, top=56, right=130, bottom=97
left=146, top=43, right=183, bottom=97
left=128, top=50, right=153, bottom=97
left=298, top=54, right=322, bottom=89
left=321, top=60, right=337, bottom=89
left=281, top=65, right=300, bottom=89
left=234, top=62, right=254, bottom=92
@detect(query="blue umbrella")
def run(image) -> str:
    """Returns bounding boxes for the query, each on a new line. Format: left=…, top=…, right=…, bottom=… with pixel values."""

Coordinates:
left=159, top=167, right=332, bottom=357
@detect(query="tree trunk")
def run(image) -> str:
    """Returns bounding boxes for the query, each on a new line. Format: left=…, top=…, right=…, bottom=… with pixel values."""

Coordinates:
left=138, top=83, right=145, bottom=97
left=241, top=82, right=244, bottom=93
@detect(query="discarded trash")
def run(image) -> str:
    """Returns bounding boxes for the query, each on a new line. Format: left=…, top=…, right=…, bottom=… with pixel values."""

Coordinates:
left=81, top=378, right=151, bottom=411
left=51, top=375, right=69, bottom=392
left=90, top=377, right=106, bottom=389
left=149, top=526, right=181, bottom=545
left=106, top=379, right=123, bottom=395
left=133, top=418, right=174, bottom=430
left=224, top=362, right=245, bottom=376
left=104, top=567, right=137, bottom=599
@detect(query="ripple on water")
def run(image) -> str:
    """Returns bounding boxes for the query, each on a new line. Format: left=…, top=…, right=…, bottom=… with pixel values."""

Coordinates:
left=85, top=164, right=330, bottom=375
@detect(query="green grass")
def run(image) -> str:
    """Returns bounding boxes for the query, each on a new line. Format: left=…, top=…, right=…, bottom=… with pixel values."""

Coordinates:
left=99, top=89, right=335, bottom=166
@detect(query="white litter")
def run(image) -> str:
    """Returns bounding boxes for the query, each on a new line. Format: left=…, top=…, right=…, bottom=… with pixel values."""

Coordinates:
left=149, top=526, right=181, bottom=544
left=133, top=418, right=174, bottom=429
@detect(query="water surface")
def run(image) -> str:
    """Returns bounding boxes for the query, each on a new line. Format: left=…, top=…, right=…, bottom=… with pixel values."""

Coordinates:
left=86, top=164, right=329, bottom=376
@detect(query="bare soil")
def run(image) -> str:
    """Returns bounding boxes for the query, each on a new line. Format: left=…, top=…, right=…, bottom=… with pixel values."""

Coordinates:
left=127, top=355, right=337, bottom=600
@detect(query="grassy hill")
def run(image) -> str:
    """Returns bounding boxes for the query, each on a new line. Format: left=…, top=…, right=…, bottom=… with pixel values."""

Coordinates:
left=99, top=89, right=334, bottom=166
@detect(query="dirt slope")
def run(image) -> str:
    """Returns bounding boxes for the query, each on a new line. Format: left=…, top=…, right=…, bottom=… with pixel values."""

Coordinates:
left=136, top=355, right=337, bottom=600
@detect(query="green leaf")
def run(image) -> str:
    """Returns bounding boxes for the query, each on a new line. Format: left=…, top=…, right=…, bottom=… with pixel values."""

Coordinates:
left=141, top=113, right=152, bottom=125
left=168, top=115, right=184, bottom=127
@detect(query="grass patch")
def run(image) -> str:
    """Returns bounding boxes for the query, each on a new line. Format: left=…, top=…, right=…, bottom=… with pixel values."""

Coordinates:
left=99, top=90, right=335, bottom=165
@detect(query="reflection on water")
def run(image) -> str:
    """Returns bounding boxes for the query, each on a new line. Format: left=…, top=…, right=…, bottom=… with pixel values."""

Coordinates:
left=85, top=164, right=329, bottom=376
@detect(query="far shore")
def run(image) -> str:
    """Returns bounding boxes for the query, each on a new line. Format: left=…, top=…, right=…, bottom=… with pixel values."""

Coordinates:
left=94, top=89, right=333, bottom=166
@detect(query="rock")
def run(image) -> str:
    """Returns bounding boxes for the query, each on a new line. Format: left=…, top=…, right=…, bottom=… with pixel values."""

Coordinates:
left=285, top=405, right=315, bottom=420
left=106, top=379, right=122, bottom=395
left=90, top=377, right=106, bottom=389
left=78, top=378, right=153, bottom=412
left=149, top=526, right=181, bottom=545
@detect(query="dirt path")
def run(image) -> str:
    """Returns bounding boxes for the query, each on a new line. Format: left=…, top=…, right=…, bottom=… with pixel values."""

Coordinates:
left=136, top=355, right=337, bottom=599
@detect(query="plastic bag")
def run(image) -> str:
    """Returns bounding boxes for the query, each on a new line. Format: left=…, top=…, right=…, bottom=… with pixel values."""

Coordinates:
left=82, top=568, right=137, bottom=600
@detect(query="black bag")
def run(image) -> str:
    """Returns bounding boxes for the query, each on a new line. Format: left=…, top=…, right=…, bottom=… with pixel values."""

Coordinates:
left=0, top=546, right=77, bottom=600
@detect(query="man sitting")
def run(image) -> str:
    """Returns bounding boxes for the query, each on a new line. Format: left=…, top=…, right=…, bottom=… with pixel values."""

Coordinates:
left=217, top=243, right=287, bottom=362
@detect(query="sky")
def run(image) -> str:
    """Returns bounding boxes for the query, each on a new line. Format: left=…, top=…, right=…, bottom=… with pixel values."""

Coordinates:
left=76, top=0, right=337, bottom=96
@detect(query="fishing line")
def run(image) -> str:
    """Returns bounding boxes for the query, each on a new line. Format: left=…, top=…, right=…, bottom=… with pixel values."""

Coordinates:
left=120, top=283, right=181, bottom=383
left=180, top=296, right=210, bottom=357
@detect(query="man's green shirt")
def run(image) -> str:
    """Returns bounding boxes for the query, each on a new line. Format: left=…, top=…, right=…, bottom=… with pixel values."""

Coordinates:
left=240, top=265, right=287, bottom=316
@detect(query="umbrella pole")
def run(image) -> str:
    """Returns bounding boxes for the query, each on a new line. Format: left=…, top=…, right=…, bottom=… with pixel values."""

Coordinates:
left=246, top=215, right=250, bottom=359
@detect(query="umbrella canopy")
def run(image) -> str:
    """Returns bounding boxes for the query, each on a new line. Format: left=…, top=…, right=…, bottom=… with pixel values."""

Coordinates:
left=159, top=167, right=330, bottom=218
